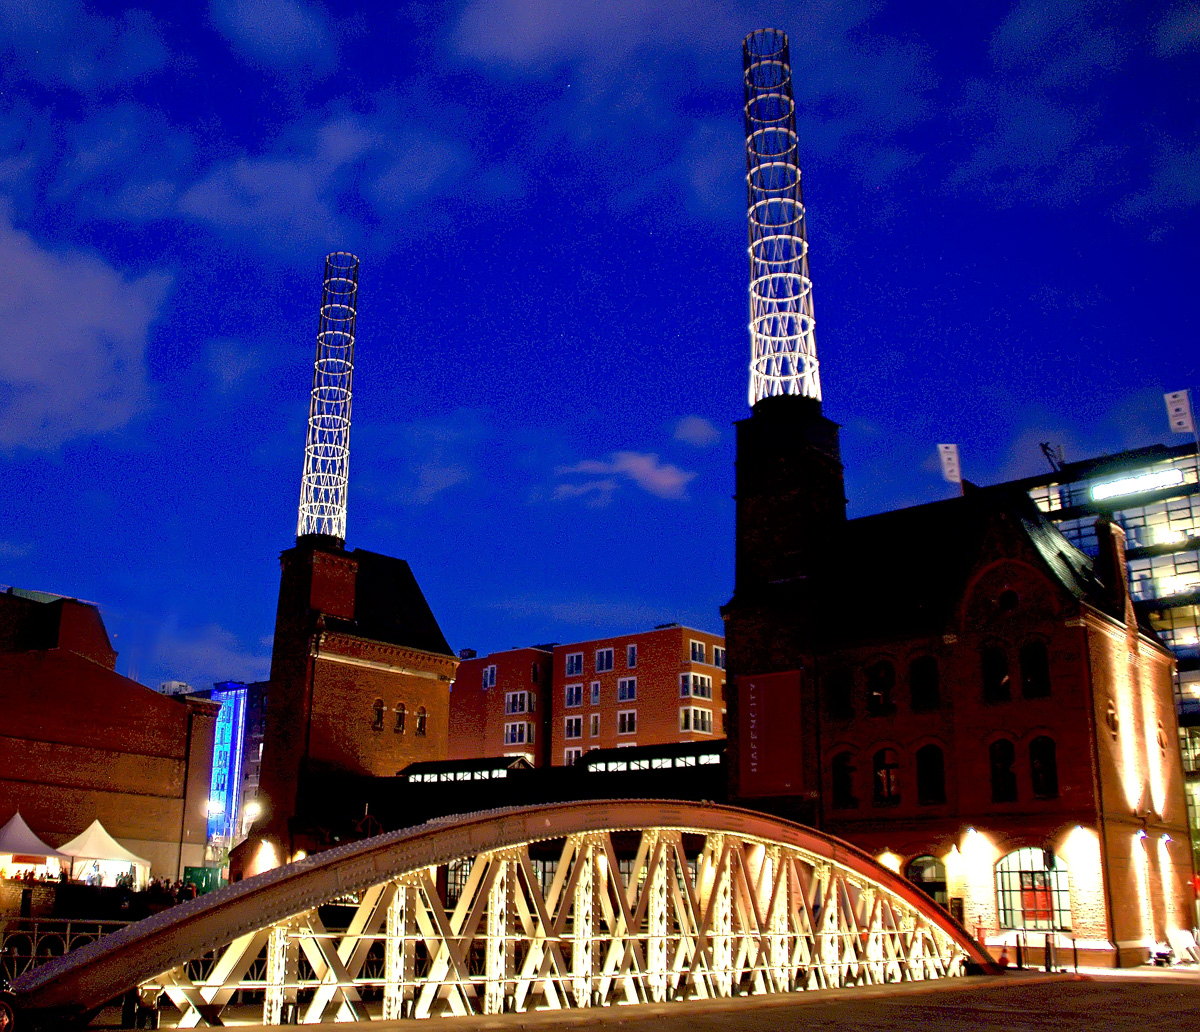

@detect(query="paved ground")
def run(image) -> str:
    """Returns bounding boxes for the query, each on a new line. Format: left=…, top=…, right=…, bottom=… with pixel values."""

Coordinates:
left=83, top=970, right=1200, bottom=1030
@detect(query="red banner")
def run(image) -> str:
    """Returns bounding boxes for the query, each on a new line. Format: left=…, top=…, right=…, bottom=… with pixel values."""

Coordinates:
left=739, top=671, right=804, bottom=797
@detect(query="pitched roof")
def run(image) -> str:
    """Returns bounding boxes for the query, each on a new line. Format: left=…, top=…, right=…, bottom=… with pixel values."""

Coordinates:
left=0, top=811, right=65, bottom=859
left=57, top=819, right=150, bottom=867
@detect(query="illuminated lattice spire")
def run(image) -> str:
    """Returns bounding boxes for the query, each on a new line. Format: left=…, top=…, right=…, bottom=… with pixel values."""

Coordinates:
left=743, top=29, right=821, bottom=406
left=297, top=252, right=358, bottom=543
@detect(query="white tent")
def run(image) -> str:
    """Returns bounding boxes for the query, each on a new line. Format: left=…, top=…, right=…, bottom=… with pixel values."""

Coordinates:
left=57, top=820, right=151, bottom=888
left=0, top=811, right=65, bottom=878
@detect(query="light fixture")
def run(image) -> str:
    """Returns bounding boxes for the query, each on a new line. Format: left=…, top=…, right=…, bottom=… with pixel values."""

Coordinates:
left=1137, top=829, right=1148, bottom=841
left=1162, top=834, right=1172, bottom=844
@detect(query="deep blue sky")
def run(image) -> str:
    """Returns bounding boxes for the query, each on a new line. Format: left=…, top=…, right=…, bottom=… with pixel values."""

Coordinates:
left=0, top=0, right=1197, bottom=689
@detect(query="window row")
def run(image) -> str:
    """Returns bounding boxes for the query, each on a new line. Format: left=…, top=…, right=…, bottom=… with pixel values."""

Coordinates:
left=680, top=673, right=713, bottom=699
left=565, top=710, right=638, bottom=739
left=825, top=641, right=1054, bottom=720
left=689, top=640, right=726, bottom=668
left=564, top=678, right=637, bottom=707
left=481, top=660, right=544, bottom=689
left=565, top=644, right=638, bottom=677
left=831, top=736, right=1058, bottom=809
left=679, top=706, right=713, bottom=733
left=371, top=700, right=427, bottom=736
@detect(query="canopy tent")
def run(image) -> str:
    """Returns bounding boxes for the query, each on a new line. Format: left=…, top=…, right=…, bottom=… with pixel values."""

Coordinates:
left=57, top=819, right=151, bottom=888
left=0, top=811, right=65, bottom=878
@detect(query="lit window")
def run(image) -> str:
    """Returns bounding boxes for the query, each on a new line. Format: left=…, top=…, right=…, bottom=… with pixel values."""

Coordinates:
left=651, top=757, right=670, bottom=769
left=565, top=652, right=583, bottom=676
left=690, top=640, right=706, bottom=663
left=627, top=644, right=637, bottom=668
left=872, top=748, right=900, bottom=806
left=565, top=683, right=583, bottom=708
left=483, top=665, right=497, bottom=689
left=680, top=707, right=713, bottom=734
left=590, top=713, right=600, bottom=737
left=699, top=753, right=720, bottom=765
left=394, top=702, right=406, bottom=734
left=713, top=646, right=726, bottom=669
left=565, top=716, right=582, bottom=740
left=564, top=747, right=582, bottom=765
left=618, top=709, right=637, bottom=734
left=590, top=681, right=600, bottom=704
left=371, top=698, right=384, bottom=731
left=505, top=721, right=531, bottom=745
left=990, top=738, right=1017, bottom=802
left=995, top=848, right=1071, bottom=931
left=618, top=677, right=637, bottom=701
left=596, top=648, right=614, bottom=672
left=415, top=707, right=427, bottom=736
left=906, top=855, right=948, bottom=909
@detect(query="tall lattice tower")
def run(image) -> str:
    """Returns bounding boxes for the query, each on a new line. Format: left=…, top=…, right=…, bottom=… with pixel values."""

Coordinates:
left=296, top=252, right=359, bottom=544
left=743, top=29, right=820, bottom=406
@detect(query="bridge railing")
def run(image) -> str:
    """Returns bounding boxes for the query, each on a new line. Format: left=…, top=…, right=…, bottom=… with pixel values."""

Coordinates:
left=1, top=918, right=129, bottom=980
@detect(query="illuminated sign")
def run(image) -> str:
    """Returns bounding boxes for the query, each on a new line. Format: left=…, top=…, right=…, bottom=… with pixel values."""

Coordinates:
left=1091, top=468, right=1184, bottom=501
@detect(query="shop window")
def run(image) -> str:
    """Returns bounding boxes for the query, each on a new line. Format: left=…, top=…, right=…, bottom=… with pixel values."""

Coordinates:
left=981, top=645, right=1011, bottom=703
left=1020, top=640, right=1051, bottom=698
left=866, top=660, right=896, bottom=716
left=995, top=848, right=1071, bottom=931
left=415, top=707, right=427, bottom=737
left=371, top=698, right=384, bottom=731
left=905, top=855, right=948, bottom=908
left=1030, top=736, right=1059, bottom=798
left=394, top=702, right=405, bottom=734
left=916, top=744, right=946, bottom=804
left=990, top=738, right=1017, bottom=802
left=872, top=748, right=900, bottom=807
left=831, top=752, right=857, bottom=809
left=825, top=668, right=854, bottom=720
left=909, top=655, right=940, bottom=713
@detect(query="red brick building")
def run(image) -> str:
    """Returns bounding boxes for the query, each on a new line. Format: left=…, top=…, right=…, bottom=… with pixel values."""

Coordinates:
left=449, top=626, right=727, bottom=768
left=722, top=395, right=1194, bottom=966
left=0, top=588, right=217, bottom=880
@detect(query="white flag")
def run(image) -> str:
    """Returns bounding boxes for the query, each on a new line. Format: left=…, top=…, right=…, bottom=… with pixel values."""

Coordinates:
left=1165, top=390, right=1195, bottom=434
left=937, top=443, right=961, bottom=483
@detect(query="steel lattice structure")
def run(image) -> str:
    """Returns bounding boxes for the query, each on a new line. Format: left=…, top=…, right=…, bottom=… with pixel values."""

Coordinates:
left=13, top=802, right=986, bottom=1027
left=297, top=252, right=359, bottom=543
left=743, top=29, right=821, bottom=406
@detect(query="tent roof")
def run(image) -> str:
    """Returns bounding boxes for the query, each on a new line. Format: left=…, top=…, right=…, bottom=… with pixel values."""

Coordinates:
left=0, top=811, right=66, bottom=859
left=57, top=819, right=150, bottom=867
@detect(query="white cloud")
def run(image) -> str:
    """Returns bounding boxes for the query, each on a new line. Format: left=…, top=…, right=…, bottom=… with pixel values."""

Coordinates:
left=209, top=0, right=334, bottom=75
left=673, top=415, right=719, bottom=448
left=556, top=450, right=695, bottom=500
left=491, top=593, right=682, bottom=629
left=207, top=340, right=259, bottom=392
left=0, top=211, right=170, bottom=448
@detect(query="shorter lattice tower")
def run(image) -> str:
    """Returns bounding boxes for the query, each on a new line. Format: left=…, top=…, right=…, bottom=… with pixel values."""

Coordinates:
left=743, top=29, right=820, bottom=406
left=297, top=252, right=359, bottom=544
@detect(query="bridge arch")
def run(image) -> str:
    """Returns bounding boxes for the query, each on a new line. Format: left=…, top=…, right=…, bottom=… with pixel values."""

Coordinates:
left=14, top=800, right=990, bottom=1025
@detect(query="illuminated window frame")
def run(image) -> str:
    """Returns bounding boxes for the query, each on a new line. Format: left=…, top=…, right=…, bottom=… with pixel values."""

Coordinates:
left=995, top=848, right=1071, bottom=931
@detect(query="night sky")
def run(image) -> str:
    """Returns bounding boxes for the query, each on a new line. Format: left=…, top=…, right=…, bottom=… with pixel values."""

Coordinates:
left=0, top=1, right=1197, bottom=690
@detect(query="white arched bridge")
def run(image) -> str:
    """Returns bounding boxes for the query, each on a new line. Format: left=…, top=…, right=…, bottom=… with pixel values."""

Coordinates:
left=12, top=801, right=991, bottom=1027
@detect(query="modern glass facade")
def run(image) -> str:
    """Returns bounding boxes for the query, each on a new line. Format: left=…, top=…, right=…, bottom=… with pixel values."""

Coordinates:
left=206, top=682, right=248, bottom=847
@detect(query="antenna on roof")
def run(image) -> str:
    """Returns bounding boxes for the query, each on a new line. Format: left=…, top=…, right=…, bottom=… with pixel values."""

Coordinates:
left=1039, top=442, right=1065, bottom=473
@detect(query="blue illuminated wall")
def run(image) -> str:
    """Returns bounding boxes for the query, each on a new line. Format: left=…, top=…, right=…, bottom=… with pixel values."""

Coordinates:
left=207, top=682, right=248, bottom=844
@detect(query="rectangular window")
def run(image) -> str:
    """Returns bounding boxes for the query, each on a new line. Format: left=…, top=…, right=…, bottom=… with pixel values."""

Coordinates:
left=531, top=662, right=539, bottom=683
left=505, top=691, right=529, bottom=715
left=504, top=722, right=531, bottom=745
left=565, top=683, right=583, bottom=708
left=564, top=747, right=582, bottom=765
left=690, top=640, right=706, bottom=663
left=565, top=716, right=583, bottom=740
left=713, top=646, right=726, bottom=669
left=565, top=652, right=583, bottom=676
left=681, top=707, right=713, bottom=734
left=680, top=673, right=712, bottom=699
left=483, top=664, right=497, bottom=689
left=627, top=644, right=637, bottom=668
left=618, top=709, right=637, bottom=735
left=618, top=677, right=637, bottom=701
left=596, top=648, right=614, bottom=672
left=590, top=680, right=600, bottom=704
left=590, top=713, right=600, bottom=737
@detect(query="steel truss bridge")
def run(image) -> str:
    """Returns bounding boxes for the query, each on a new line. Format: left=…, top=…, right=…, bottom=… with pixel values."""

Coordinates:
left=12, top=801, right=990, bottom=1027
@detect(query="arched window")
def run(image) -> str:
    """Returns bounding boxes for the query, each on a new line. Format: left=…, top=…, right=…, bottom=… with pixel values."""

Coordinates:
left=866, top=660, right=896, bottom=716
left=831, top=752, right=858, bottom=809
left=824, top=668, right=854, bottom=720
left=371, top=698, right=384, bottom=730
left=394, top=702, right=406, bottom=734
left=989, top=738, right=1017, bottom=802
left=415, top=706, right=428, bottom=737
left=905, top=855, right=948, bottom=908
left=1030, top=736, right=1058, bottom=798
left=873, top=748, right=900, bottom=806
left=981, top=645, right=1011, bottom=703
left=916, top=744, right=946, bottom=805
left=909, top=655, right=940, bottom=713
left=995, top=847, right=1071, bottom=930
left=1019, top=640, right=1051, bottom=698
